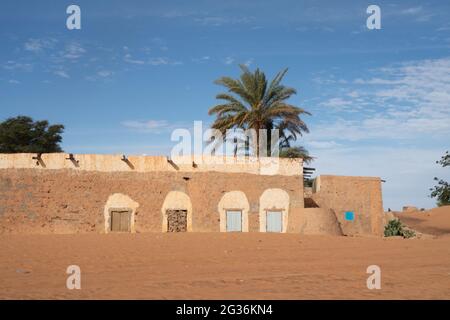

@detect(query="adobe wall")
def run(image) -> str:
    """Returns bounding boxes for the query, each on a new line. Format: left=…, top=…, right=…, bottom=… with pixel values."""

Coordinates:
left=311, top=175, right=384, bottom=236
left=0, top=168, right=304, bottom=234
left=299, top=208, right=343, bottom=236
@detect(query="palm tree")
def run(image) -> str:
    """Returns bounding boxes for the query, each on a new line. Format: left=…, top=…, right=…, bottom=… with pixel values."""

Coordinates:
left=279, top=146, right=314, bottom=164
left=208, top=65, right=310, bottom=156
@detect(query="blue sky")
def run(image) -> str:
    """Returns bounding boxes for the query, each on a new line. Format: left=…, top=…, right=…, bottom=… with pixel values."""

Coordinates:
left=1, top=0, right=449, bottom=210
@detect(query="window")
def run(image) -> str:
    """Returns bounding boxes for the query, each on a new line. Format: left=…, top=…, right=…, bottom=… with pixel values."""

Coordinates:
left=226, top=210, right=242, bottom=232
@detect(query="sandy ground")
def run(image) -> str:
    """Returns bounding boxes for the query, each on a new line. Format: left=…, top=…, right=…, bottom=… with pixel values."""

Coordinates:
left=0, top=232, right=449, bottom=300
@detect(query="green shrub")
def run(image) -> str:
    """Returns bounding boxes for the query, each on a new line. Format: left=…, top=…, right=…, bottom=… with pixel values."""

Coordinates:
left=384, top=219, right=416, bottom=238
left=384, top=219, right=402, bottom=237
left=401, top=229, right=416, bottom=239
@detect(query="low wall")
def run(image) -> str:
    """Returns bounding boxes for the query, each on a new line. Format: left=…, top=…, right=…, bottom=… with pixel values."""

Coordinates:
left=312, top=175, right=384, bottom=236
left=0, top=153, right=302, bottom=176
left=299, top=208, right=343, bottom=236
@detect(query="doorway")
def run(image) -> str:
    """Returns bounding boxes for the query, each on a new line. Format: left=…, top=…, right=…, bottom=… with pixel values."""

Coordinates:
left=167, top=209, right=187, bottom=232
left=266, top=211, right=282, bottom=233
left=110, top=209, right=131, bottom=232
left=226, top=210, right=242, bottom=232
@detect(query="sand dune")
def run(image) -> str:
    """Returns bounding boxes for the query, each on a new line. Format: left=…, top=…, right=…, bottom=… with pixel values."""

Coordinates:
left=0, top=233, right=449, bottom=299
left=395, top=205, right=450, bottom=236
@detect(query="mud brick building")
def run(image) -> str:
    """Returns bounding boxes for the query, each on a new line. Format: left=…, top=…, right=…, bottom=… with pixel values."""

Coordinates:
left=0, top=153, right=384, bottom=236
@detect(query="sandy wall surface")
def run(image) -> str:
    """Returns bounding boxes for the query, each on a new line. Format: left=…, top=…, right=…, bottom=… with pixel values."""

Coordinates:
left=312, top=175, right=384, bottom=236
left=0, top=233, right=449, bottom=299
left=299, top=208, right=343, bottom=236
left=0, top=168, right=304, bottom=234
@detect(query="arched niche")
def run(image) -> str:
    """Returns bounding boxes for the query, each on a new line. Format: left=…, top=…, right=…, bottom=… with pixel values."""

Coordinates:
left=161, top=191, right=193, bottom=232
left=104, top=193, right=139, bottom=233
left=259, top=188, right=290, bottom=233
left=218, top=191, right=250, bottom=232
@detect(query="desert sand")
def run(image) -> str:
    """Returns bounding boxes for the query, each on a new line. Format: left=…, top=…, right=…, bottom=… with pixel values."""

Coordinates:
left=395, top=206, right=450, bottom=236
left=0, top=231, right=449, bottom=299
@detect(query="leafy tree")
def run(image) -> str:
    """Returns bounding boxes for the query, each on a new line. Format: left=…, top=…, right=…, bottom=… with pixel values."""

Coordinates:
left=430, top=151, right=450, bottom=206
left=208, top=65, right=310, bottom=156
left=0, top=116, right=64, bottom=153
left=437, top=150, right=450, bottom=167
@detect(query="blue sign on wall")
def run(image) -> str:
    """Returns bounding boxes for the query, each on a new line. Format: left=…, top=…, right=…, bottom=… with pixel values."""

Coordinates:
left=345, top=211, right=354, bottom=221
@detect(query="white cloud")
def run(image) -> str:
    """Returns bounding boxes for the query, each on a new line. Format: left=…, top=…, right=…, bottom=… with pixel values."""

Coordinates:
left=121, top=120, right=171, bottom=133
left=321, top=26, right=334, bottom=33
left=373, top=59, right=450, bottom=121
left=162, top=10, right=196, bottom=19
left=400, top=6, right=422, bottom=15
left=224, top=57, right=235, bottom=65
left=437, top=26, right=450, bottom=32
left=321, top=97, right=352, bottom=108
left=308, top=120, right=370, bottom=141
left=150, top=57, right=182, bottom=66
left=194, top=16, right=254, bottom=27
left=313, top=74, right=347, bottom=85
left=347, top=91, right=359, bottom=98
left=97, top=70, right=114, bottom=78
left=63, top=42, right=86, bottom=59
left=3, top=61, right=32, bottom=72
left=397, top=6, right=434, bottom=22
left=124, top=53, right=145, bottom=65
left=243, top=58, right=254, bottom=67
left=195, top=16, right=226, bottom=26
left=124, top=54, right=181, bottom=66
left=149, top=57, right=169, bottom=65
left=24, top=38, right=56, bottom=53
left=192, top=56, right=210, bottom=64
left=54, top=70, right=70, bottom=79
left=8, top=79, right=20, bottom=84
left=314, top=57, right=450, bottom=141
left=306, top=140, right=341, bottom=149
left=354, top=78, right=401, bottom=85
